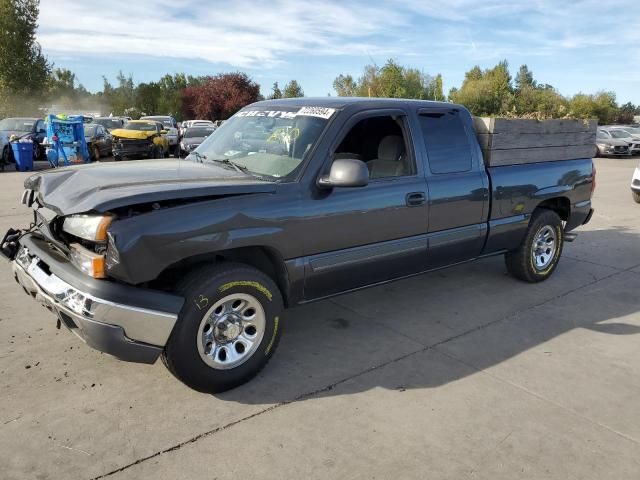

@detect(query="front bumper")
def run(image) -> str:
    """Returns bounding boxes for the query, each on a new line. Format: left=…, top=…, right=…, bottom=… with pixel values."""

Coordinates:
left=112, top=140, right=153, bottom=158
left=7, top=233, right=183, bottom=364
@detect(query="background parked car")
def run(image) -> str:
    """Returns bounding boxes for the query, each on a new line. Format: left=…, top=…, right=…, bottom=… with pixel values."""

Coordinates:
left=92, top=117, right=126, bottom=132
left=179, top=120, right=214, bottom=136
left=609, top=126, right=640, bottom=142
left=140, top=115, right=179, bottom=156
left=179, top=125, right=216, bottom=157
left=596, top=128, right=634, bottom=156
left=0, top=117, right=47, bottom=164
left=84, top=124, right=113, bottom=160
left=110, top=120, right=169, bottom=161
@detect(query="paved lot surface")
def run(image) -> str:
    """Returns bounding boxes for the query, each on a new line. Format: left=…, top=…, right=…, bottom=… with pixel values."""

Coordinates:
left=1, top=157, right=639, bottom=479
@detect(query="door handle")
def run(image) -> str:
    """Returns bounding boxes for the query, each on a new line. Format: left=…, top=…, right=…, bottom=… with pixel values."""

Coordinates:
left=406, top=192, right=426, bottom=206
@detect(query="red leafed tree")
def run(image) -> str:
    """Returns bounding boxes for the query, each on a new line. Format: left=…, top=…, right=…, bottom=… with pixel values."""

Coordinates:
left=182, top=72, right=260, bottom=120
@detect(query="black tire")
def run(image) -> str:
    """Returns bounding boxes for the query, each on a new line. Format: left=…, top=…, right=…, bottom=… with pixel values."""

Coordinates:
left=162, top=263, right=284, bottom=393
left=151, top=145, right=163, bottom=159
left=114, top=155, right=123, bottom=162
left=505, top=209, right=564, bottom=283
left=2, top=146, right=14, bottom=164
left=633, top=191, right=640, bottom=204
left=90, top=144, right=100, bottom=161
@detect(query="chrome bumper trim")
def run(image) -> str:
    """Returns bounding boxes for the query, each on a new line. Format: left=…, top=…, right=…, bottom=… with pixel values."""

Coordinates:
left=12, top=247, right=177, bottom=346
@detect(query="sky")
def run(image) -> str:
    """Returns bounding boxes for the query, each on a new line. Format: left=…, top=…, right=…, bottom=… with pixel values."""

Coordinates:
left=37, top=0, right=640, bottom=104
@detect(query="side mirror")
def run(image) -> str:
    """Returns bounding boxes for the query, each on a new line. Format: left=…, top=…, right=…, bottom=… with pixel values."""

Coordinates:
left=318, top=158, right=369, bottom=188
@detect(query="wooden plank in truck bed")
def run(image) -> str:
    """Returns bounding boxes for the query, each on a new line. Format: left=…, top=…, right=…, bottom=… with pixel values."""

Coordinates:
left=473, top=117, right=597, bottom=135
left=477, top=131, right=596, bottom=150
left=473, top=117, right=597, bottom=166
left=482, top=145, right=596, bottom=166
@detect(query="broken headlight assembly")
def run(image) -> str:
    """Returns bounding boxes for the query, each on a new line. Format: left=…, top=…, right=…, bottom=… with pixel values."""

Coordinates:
left=62, top=215, right=113, bottom=243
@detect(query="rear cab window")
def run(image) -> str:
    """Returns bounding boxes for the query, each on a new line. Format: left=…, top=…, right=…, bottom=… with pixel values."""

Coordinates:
left=418, top=110, right=472, bottom=174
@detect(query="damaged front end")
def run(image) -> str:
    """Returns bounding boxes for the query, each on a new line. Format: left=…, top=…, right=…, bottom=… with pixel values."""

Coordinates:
left=1, top=186, right=183, bottom=364
left=112, top=136, right=155, bottom=158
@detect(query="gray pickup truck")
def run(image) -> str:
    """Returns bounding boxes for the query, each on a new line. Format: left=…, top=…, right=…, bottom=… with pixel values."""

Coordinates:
left=1, top=99, right=594, bottom=392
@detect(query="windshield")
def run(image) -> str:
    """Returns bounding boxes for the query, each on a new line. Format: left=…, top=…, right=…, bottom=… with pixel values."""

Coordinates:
left=185, top=127, right=215, bottom=138
left=192, top=106, right=334, bottom=179
left=126, top=122, right=157, bottom=132
left=95, top=118, right=124, bottom=130
left=610, top=130, right=630, bottom=139
left=0, top=118, right=34, bottom=132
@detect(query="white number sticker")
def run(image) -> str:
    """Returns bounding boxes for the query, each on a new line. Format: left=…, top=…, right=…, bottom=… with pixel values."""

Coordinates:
left=296, top=107, right=336, bottom=119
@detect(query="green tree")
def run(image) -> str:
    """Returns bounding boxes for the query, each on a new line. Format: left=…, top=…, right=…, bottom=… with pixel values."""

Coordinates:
left=157, top=73, right=187, bottom=119
left=0, top=0, right=50, bottom=115
left=333, top=74, right=359, bottom=96
left=569, top=91, right=618, bottom=124
left=449, top=60, right=514, bottom=116
left=135, top=82, right=161, bottom=116
left=269, top=82, right=282, bottom=99
left=515, top=64, right=535, bottom=92
left=333, top=59, right=442, bottom=100
left=615, top=102, right=637, bottom=124
left=283, top=79, right=304, bottom=98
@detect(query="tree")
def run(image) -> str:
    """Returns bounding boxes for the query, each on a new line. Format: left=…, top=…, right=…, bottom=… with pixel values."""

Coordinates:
left=283, top=80, right=304, bottom=98
left=332, top=59, right=442, bottom=100
left=615, top=102, right=637, bottom=124
left=136, top=82, right=161, bottom=116
left=157, top=73, right=187, bottom=119
left=269, top=82, right=282, bottom=99
left=569, top=91, right=618, bottom=124
left=333, top=74, right=359, bottom=97
left=515, top=64, right=535, bottom=92
left=182, top=72, right=260, bottom=120
left=0, top=0, right=50, bottom=115
left=449, top=60, right=514, bottom=116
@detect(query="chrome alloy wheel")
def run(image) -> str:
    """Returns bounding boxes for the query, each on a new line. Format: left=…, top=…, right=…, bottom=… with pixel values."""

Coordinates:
left=532, top=225, right=557, bottom=270
left=197, top=293, right=266, bottom=370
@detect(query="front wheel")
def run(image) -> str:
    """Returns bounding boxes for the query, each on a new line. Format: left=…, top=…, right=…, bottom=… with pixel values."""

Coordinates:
left=2, top=146, right=13, bottom=164
left=162, top=263, right=284, bottom=393
left=505, top=209, right=564, bottom=282
left=633, top=191, right=640, bottom=204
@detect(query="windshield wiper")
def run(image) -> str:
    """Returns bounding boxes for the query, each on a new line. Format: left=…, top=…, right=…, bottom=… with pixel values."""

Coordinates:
left=210, top=157, right=251, bottom=175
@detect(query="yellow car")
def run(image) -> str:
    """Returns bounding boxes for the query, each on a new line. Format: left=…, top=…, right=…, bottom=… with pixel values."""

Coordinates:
left=110, top=120, right=169, bottom=161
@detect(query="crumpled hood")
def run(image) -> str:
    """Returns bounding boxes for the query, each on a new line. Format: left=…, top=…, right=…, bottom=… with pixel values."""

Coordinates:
left=109, top=128, right=156, bottom=140
left=24, top=159, right=276, bottom=215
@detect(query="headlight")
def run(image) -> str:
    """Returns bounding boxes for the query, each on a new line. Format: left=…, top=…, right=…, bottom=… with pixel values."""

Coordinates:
left=63, top=215, right=113, bottom=242
left=69, top=243, right=106, bottom=278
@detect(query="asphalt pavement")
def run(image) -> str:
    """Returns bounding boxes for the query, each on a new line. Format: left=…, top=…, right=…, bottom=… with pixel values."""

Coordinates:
left=1, top=157, right=639, bottom=479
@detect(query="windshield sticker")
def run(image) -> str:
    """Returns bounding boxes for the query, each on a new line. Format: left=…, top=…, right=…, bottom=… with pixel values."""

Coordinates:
left=296, top=106, right=336, bottom=119
left=235, top=110, right=297, bottom=119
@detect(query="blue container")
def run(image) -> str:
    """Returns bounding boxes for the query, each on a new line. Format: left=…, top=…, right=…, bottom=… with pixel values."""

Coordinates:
left=11, top=142, right=34, bottom=172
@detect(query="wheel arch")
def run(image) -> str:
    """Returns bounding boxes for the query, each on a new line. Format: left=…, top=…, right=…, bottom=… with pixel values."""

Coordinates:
left=533, top=196, right=570, bottom=222
left=153, top=245, right=292, bottom=307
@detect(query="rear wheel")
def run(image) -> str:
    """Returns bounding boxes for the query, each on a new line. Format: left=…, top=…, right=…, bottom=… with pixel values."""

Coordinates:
left=92, top=145, right=100, bottom=161
left=505, top=209, right=564, bottom=282
left=162, top=263, right=284, bottom=393
left=633, top=191, right=640, bottom=204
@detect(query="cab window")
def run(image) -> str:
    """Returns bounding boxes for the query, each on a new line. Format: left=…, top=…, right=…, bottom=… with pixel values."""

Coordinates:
left=334, top=115, right=415, bottom=179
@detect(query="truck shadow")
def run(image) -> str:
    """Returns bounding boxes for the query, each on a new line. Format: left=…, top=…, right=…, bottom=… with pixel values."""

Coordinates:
left=219, top=227, right=640, bottom=404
